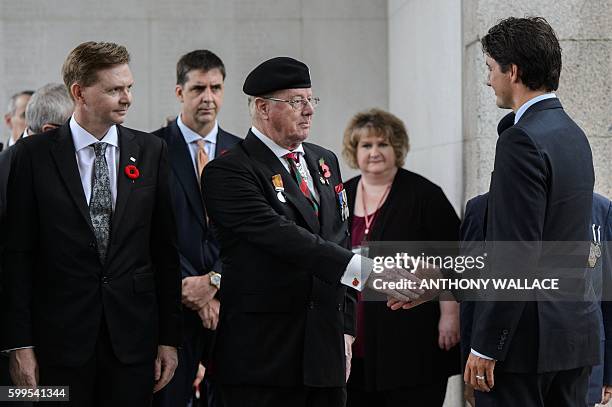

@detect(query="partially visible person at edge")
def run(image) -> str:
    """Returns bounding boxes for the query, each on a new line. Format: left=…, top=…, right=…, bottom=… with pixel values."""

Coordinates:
left=342, top=108, right=461, bottom=407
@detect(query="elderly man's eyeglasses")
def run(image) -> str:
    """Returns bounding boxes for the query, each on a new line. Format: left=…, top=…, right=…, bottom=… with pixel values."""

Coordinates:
left=260, top=96, right=320, bottom=110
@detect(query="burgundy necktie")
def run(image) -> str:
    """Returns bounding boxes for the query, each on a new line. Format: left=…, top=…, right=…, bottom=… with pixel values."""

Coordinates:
left=284, top=152, right=319, bottom=216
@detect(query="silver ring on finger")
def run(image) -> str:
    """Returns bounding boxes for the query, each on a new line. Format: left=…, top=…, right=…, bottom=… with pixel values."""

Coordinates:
left=475, top=375, right=485, bottom=380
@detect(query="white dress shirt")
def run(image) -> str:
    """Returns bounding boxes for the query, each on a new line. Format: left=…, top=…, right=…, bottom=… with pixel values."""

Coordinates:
left=70, top=116, right=119, bottom=209
left=177, top=115, right=218, bottom=178
left=250, top=126, right=372, bottom=291
left=514, top=93, right=557, bottom=124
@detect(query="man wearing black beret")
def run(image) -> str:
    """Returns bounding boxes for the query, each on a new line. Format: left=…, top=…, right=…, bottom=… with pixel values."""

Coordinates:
left=201, top=57, right=423, bottom=406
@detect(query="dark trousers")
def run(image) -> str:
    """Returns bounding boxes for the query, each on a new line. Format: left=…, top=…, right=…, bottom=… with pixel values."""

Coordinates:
left=346, top=358, right=448, bottom=407
left=38, top=321, right=155, bottom=407
left=475, top=366, right=591, bottom=407
left=221, top=385, right=346, bottom=407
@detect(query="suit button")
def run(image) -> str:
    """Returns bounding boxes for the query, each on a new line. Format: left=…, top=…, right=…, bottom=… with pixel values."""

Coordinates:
left=101, top=276, right=109, bottom=284
left=337, top=304, right=342, bottom=311
left=89, top=241, right=96, bottom=249
left=308, top=301, right=315, bottom=309
left=502, top=329, right=509, bottom=334
left=497, top=345, right=503, bottom=350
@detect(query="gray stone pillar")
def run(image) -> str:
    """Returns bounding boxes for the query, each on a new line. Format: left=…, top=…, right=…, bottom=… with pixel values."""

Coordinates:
left=462, top=0, right=612, bottom=207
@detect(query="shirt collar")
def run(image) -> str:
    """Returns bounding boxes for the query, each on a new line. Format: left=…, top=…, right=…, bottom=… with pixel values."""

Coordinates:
left=69, top=115, right=119, bottom=152
left=250, top=126, right=305, bottom=159
left=514, top=93, right=557, bottom=124
left=22, top=129, right=29, bottom=139
left=177, top=115, right=218, bottom=145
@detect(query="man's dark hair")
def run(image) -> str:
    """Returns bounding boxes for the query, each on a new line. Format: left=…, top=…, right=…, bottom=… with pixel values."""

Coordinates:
left=481, top=16, right=562, bottom=91
left=176, top=50, right=226, bottom=85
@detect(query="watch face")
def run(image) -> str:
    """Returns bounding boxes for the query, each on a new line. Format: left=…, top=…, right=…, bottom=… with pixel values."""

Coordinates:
left=211, top=274, right=221, bottom=286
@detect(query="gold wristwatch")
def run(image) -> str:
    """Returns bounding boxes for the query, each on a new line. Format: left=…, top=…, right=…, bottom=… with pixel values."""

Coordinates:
left=208, top=271, right=221, bottom=290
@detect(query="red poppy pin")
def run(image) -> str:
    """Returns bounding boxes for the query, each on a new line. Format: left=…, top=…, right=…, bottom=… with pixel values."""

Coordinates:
left=220, top=149, right=229, bottom=156
left=124, top=164, right=140, bottom=181
left=318, top=158, right=331, bottom=185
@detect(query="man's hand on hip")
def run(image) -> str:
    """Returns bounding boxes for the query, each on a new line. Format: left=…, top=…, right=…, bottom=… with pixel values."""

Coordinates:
left=9, top=348, right=38, bottom=387
left=153, top=345, right=178, bottom=393
left=182, top=275, right=217, bottom=311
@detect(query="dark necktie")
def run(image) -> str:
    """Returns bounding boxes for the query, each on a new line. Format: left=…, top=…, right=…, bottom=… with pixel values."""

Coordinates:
left=284, top=152, right=319, bottom=216
left=90, top=142, right=113, bottom=262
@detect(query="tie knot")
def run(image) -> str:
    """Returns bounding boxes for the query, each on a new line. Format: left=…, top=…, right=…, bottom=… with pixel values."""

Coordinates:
left=92, top=142, right=107, bottom=157
left=284, top=152, right=299, bottom=162
left=197, top=139, right=206, bottom=149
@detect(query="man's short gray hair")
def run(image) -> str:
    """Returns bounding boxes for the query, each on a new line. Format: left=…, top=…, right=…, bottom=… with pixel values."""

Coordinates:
left=25, top=84, right=74, bottom=134
left=6, top=90, right=34, bottom=116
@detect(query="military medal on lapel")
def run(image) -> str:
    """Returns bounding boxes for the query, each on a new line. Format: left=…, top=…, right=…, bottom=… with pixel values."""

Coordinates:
left=588, top=224, right=602, bottom=268
left=272, top=174, right=286, bottom=203
left=318, top=158, right=331, bottom=185
left=335, top=182, right=349, bottom=221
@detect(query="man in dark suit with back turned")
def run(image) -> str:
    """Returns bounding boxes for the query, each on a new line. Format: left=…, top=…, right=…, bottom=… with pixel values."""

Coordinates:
left=461, top=191, right=612, bottom=407
left=153, top=50, right=240, bottom=407
left=463, top=17, right=599, bottom=406
left=0, top=42, right=182, bottom=406
left=202, top=57, right=423, bottom=407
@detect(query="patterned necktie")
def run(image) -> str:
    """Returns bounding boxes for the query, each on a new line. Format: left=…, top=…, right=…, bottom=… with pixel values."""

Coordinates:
left=196, top=139, right=209, bottom=184
left=90, top=142, right=113, bottom=263
left=284, top=152, right=319, bottom=216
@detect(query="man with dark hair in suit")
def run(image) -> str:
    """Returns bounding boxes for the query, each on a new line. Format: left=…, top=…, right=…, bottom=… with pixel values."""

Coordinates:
left=201, top=57, right=423, bottom=407
left=152, top=49, right=240, bottom=407
left=464, top=17, right=598, bottom=406
left=3, top=90, right=34, bottom=149
left=0, top=41, right=182, bottom=406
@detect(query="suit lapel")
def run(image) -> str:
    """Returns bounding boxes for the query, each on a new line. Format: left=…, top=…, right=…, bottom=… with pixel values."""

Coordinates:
left=216, top=128, right=232, bottom=158
left=111, top=126, right=140, bottom=234
left=243, top=132, right=320, bottom=234
left=167, top=121, right=206, bottom=229
left=51, top=123, right=94, bottom=233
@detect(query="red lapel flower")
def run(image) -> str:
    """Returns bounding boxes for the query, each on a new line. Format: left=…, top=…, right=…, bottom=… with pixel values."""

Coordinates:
left=220, top=149, right=229, bottom=156
left=318, top=158, right=332, bottom=179
left=124, top=164, right=140, bottom=180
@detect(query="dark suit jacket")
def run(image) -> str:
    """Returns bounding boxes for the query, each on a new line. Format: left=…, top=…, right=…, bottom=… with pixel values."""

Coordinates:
left=0, top=148, right=12, bottom=294
left=202, top=131, right=357, bottom=387
left=0, top=123, right=182, bottom=367
left=152, top=119, right=240, bottom=374
left=471, top=98, right=599, bottom=373
left=461, top=192, right=612, bottom=404
left=153, top=120, right=241, bottom=279
left=345, top=168, right=461, bottom=390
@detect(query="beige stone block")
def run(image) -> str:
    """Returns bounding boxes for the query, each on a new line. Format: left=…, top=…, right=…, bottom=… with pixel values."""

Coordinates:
left=556, top=40, right=612, bottom=139
left=464, top=0, right=611, bottom=45
left=590, top=136, right=612, bottom=199
left=301, top=0, right=387, bottom=19
left=462, top=137, right=497, bottom=205
left=0, top=0, right=148, bottom=20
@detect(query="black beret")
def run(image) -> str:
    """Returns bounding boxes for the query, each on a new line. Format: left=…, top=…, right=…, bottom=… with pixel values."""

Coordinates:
left=243, top=57, right=311, bottom=96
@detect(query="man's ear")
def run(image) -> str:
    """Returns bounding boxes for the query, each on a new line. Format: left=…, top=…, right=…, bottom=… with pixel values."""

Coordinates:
left=510, top=64, right=521, bottom=84
left=71, top=83, right=85, bottom=104
left=256, top=98, right=270, bottom=120
left=175, top=85, right=184, bottom=103
left=41, top=123, right=59, bottom=133
left=4, top=113, right=12, bottom=128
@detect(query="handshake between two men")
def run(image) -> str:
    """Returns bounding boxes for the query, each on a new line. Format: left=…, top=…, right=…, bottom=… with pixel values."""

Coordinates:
left=362, top=257, right=447, bottom=311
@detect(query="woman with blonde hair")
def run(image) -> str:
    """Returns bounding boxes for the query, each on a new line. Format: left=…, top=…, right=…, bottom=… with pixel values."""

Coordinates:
left=343, top=108, right=460, bottom=406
